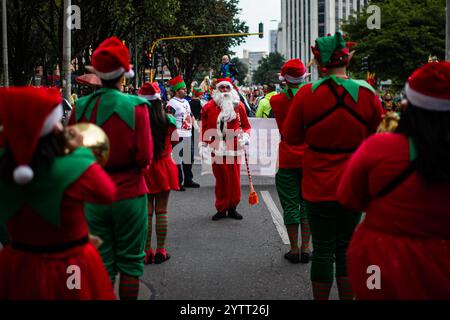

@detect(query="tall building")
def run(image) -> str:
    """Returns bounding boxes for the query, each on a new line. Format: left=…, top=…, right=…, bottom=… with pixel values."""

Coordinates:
left=280, top=0, right=370, bottom=80
left=246, top=51, right=268, bottom=83
left=270, top=30, right=278, bottom=53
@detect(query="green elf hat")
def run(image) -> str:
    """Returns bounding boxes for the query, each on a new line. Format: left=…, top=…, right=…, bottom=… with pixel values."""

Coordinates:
left=192, top=87, right=203, bottom=98
left=311, top=32, right=356, bottom=72
left=169, top=75, right=187, bottom=92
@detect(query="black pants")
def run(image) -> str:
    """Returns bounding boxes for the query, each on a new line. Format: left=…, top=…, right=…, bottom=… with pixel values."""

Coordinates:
left=176, top=136, right=194, bottom=186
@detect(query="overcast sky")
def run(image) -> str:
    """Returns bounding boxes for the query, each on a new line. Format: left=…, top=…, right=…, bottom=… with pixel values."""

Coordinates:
left=231, top=0, right=281, bottom=58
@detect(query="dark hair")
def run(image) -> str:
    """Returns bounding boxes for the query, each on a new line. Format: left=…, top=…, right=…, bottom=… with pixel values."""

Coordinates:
left=396, top=104, right=450, bottom=184
left=0, top=131, right=66, bottom=182
left=148, top=99, right=169, bottom=158
left=100, top=75, right=123, bottom=89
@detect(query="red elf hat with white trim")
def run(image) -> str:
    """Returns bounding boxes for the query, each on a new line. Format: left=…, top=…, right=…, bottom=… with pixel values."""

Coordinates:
left=87, top=37, right=134, bottom=80
left=404, top=62, right=450, bottom=112
left=138, top=82, right=161, bottom=101
left=0, top=87, right=63, bottom=184
left=279, top=59, right=310, bottom=84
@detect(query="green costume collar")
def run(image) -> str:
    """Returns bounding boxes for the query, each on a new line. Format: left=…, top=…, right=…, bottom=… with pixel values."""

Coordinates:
left=282, top=83, right=306, bottom=100
left=75, top=88, right=151, bottom=129
left=311, top=75, right=375, bottom=102
left=0, top=147, right=95, bottom=227
left=167, top=114, right=177, bottom=128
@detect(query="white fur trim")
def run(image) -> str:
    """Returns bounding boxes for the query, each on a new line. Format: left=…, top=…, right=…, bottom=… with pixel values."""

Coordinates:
left=13, top=165, right=34, bottom=185
left=86, top=66, right=125, bottom=80
left=216, top=81, right=233, bottom=89
left=41, top=104, right=63, bottom=136
left=124, top=69, right=135, bottom=79
left=282, top=73, right=310, bottom=84
left=279, top=75, right=285, bottom=82
left=139, top=93, right=161, bottom=101
left=405, top=83, right=450, bottom=111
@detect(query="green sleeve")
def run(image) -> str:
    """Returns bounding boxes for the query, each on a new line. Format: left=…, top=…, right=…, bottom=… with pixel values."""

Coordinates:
left=256, top=99, right=270, bottom=118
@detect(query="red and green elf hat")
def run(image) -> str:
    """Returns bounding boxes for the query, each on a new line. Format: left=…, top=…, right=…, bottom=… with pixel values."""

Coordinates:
left=311, top=32, right=356, bottom=72
left=192, top=87, right=203, bottom=98
left=169, top=75, right=187, bottom=92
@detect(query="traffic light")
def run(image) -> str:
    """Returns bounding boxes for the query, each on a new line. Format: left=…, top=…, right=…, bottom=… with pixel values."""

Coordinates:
left=258, top=23, right=264, bottom=39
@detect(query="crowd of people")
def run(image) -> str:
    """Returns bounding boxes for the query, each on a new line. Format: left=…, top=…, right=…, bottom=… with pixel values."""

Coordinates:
left=0, top=31, right=449, bottom=301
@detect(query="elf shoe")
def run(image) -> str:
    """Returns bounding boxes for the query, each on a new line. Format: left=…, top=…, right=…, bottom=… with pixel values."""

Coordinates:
left=154, top=249, right=170, bottom=264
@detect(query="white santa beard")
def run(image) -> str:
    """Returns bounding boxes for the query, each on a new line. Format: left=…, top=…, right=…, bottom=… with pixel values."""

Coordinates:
left=213, top=90, right=238, bottom=122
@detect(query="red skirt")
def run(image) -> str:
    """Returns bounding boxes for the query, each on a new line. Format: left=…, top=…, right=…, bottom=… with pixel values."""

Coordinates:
left=347, top=224, right=450, bottom=300
left=145, top=156, right=180, bottom=194
left=0, top=243, right=116, bottom=300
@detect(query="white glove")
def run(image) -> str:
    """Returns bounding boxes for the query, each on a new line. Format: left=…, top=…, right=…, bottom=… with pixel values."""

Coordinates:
left=238, top=132, right=250, bottom=147
left=198, top=142, right=211, bottom=163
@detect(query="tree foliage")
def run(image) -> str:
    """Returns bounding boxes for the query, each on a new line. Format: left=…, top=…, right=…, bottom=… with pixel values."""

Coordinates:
left=252, top=52, right=285, bottom=85
left=342, top=0, right=445, bottom=87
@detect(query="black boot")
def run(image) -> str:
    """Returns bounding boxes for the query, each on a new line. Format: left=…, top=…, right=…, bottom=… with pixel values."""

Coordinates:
left=227, top=208, right=243, bottom=220
left=284, top=251, right=300, bottom=264
left=212, top=211, right=227, bottom=221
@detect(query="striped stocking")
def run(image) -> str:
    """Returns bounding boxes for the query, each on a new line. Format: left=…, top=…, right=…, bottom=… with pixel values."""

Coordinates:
left=155, top=211, right=168, bottom=251
left=336, top=277, right=354, bottom=300
left=119, top=274, right=139, bottom=300
left=285, top=224, right=299, bottom=254
left=311, top=281, right=333, bottom=300
left=300, top=218, right=311, bottom=253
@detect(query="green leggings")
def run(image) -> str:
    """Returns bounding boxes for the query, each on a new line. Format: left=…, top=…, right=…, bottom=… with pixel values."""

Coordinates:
left=85, top=195, right=148, bottom=282
left=275, top=168, right=307, bottom=225
left=305, top=201, right=361, bottom=282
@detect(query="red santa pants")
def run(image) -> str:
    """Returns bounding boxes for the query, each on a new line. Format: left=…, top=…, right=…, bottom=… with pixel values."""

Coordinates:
left=212, top=156, right=242, bottom=212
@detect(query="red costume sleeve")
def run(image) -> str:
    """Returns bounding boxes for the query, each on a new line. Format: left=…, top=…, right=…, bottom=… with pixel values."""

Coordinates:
left=65, top=163, right=117, bottom=204
left=238, top=103, right=251, bottom=134
left=134, top=104, right=153, bottom=168
left=282, top=87, right=306, bottom=146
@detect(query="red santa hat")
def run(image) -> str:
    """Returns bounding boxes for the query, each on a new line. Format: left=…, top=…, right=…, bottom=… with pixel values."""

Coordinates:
left=216, top=78, right=234, bottom=88
left=0, top=87, right=63, bottom=184
left=404, top=62, right=450, bottom=112
left=138, top=82, right=161, bottom=101
left=279, top=59, right=310, bottom=84
left=86, top=37, right=134, bottom=80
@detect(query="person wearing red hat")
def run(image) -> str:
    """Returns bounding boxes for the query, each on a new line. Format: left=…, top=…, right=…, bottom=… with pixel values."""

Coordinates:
left=0, top=87, right=116, bottom=299
left=338, top=62, right=450, bottom=300
left=69, top=36, right=153, bottom=300
left=138, top=82, right=179, bottom=264
left=283, top=32, right=383, bottom=300
left=167, top=75, right=200, bottom=191
left=270, top=59, right=311, bottom=264
left=200, top=78, right=251, bottom=221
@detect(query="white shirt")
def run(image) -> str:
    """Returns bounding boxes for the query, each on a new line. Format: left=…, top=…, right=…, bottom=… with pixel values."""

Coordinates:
left=167, top=97, right=193, bottom=138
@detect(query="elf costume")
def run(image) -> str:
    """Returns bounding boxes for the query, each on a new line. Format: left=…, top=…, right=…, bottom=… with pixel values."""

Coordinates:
left=270, top=59, right=311, bottom=264
left=338, top=62, right=450, bottom=300
left=70, top=37, right=153, bottom=300
left=200, top=78, right=251, bottom=220
left=0, top=87, right=116, bottom=300
left=283, top=32, right=383, bottom=300
left=138, top=82, right=179, bottom=265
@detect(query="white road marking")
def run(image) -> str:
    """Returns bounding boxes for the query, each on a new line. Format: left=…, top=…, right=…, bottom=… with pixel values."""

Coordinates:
left=261, top=191, right=290, bottom=245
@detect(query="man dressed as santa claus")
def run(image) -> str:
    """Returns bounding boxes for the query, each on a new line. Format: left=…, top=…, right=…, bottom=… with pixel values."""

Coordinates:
left=200, top=78, right=251, bottom=221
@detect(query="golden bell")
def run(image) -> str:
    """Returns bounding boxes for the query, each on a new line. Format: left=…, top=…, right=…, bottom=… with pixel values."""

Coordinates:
left=377, top=111, right=400, bottom=134
left=67, top=123, right=110, bottom=167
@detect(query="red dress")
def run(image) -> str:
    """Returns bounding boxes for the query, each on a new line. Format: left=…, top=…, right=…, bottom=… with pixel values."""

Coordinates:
left=145, top=125, right=180, bottom=194
left=337, top=133, right=450, bottom=299
left=0, top=164, right=117, bottom=300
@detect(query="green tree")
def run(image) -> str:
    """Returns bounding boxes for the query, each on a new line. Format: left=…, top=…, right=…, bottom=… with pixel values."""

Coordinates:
left=252, top=52, right=285, bottom=85
left=342, top=0, right=445, bottom=87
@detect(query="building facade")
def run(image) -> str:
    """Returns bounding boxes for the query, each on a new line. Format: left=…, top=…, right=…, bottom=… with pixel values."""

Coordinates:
left=279, top=0, right=369, bottom=80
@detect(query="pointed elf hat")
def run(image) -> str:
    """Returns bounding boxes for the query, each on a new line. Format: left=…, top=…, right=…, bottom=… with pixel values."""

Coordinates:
left=87, top=37, right=135, bottom=80
left=279, top=59, right=310, bottom=84
left=192, top=87, right=203, bottom=98
left=138, top=82, right=161, bottom=101
left=0, top=87, right=63, bottom=184
left=404, top=62, right=450, bottom=112
left=311, top=32, right=356, bottom=72
left=169, top=75, right=187, bottom=92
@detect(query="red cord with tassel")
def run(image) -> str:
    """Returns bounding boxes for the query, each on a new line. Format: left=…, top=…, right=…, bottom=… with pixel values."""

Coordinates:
left=236, top=109, right=259, bottom=206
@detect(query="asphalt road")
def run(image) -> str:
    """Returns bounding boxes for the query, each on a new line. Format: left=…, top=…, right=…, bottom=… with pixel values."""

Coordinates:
left=139, top=164, right=339, bottom=300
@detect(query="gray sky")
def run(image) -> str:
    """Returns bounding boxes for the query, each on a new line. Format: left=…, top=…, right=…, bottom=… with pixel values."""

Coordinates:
left=231, top=0, right=281, bottom=58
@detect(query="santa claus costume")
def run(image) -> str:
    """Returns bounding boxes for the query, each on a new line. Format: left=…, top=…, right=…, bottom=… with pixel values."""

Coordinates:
left=138, top=82, right=179, bottom=264
left=338, top=62, right=450, bottom=300
left=200, top=78, right=251, bottom=220
left=283, top=32, right=383, bottom=299
left=270, top=59, right=311, bottom=264
left=70, top=37, right=153, bottom=300
left=0, top=87, right=116, bottom=299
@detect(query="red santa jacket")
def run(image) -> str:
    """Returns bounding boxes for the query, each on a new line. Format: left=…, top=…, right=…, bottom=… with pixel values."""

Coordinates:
left=201, top=100, right=251, bottom=157
left=270, top=87, right=305, bottom=169
left=283, top=77, right=383, bottom=202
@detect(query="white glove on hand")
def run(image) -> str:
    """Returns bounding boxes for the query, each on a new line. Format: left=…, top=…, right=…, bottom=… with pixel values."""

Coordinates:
left=198, top=142, right=211, bottom=164
left=238, top=132, right=250, bottom=147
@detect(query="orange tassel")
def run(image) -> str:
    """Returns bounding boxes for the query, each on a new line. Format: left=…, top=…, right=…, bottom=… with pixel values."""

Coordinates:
left=249, top=191, right=259, bottom=205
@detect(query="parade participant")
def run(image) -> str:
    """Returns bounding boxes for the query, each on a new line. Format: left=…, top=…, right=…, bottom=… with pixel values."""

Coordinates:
left=190, top=87, right=204, bottom=121
left=167, top=75, right=200, bottom=191
left=70, top=37, right=153, bottom=300
left=270, top=59, right=311, bottom=264
left=0, top=87, right=116, bottom=299
left=255, top=84, right=277, bottom=118
left=138, top=82, right=179, bottom=265
left=200, top=78, right=251, bottom=221
left=221, top=55, right=238, bottom=83
left=283, top=32, right=383, bottom=300
left=338, top=62, right=450, bottom=300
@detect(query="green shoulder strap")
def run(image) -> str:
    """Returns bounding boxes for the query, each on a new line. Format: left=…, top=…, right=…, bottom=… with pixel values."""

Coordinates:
left=0, top=147, right=95, bottom=226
